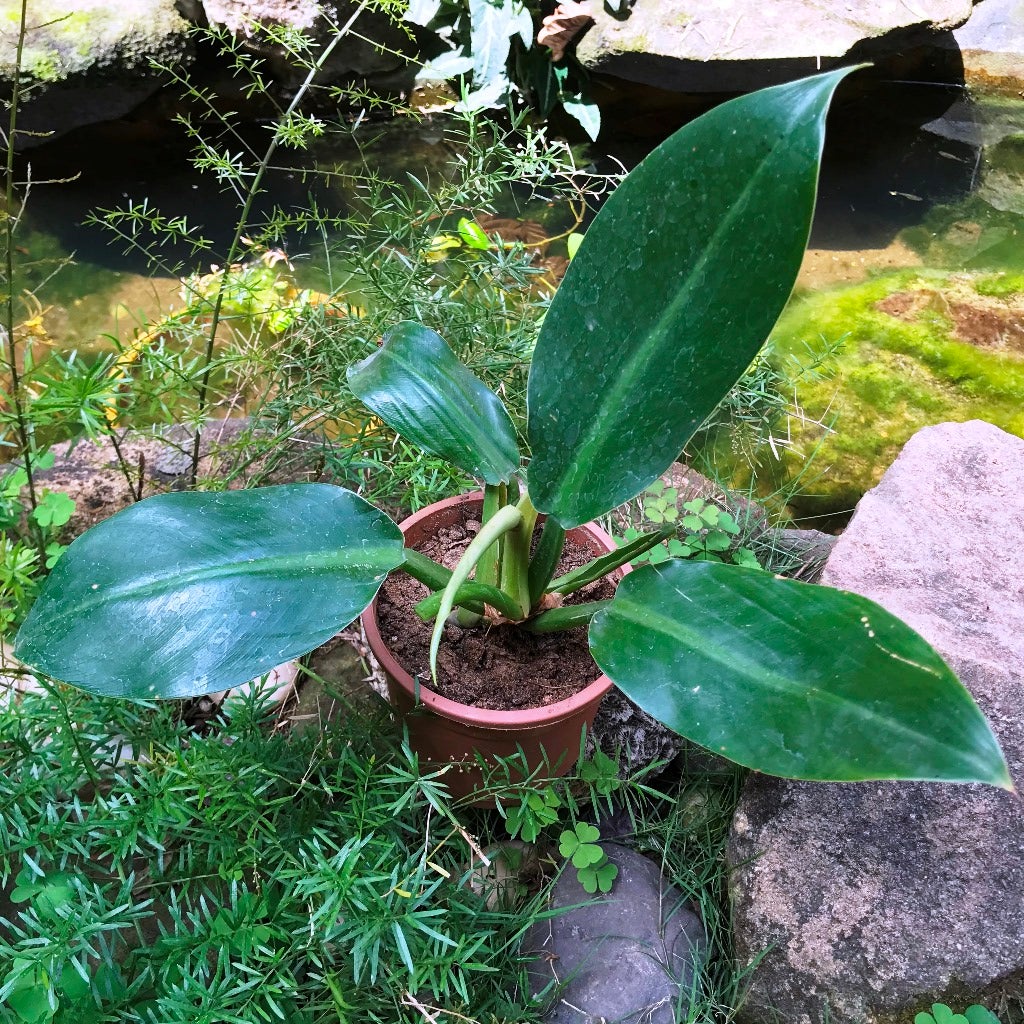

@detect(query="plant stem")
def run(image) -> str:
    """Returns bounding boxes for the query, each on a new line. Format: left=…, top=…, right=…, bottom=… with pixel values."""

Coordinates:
left=429, top=504, right=522, bottom=681
left=547, top=525, right=672, bottom=596
left=2, top=0, right=45, bottom=561
left=187, top=0, right=371, bottom=485
left=414, top=580, right=521, bottom=622
left=521, top=600, right=610, bottom=634
left=401, top=547, right=453, bottom=590
left=36, top=677, right=102, bottom=787
left=476, top=482, right=503, bottom=589
left=499, top=491, right=537, bottom=619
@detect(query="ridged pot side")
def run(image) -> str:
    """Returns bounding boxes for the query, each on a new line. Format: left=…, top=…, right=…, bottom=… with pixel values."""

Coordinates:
left=361, top=492, right=623, bottom=800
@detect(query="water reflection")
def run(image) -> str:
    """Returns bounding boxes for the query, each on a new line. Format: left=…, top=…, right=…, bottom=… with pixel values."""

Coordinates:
left=8, top=77, right=1024, bottom=351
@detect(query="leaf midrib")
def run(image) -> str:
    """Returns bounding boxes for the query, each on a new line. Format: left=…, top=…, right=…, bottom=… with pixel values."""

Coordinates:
left=601, top=590, right=995, bottom=779
left=37, top=548, right=398, bottom=628
left=544, top=98, right=822, bottom=520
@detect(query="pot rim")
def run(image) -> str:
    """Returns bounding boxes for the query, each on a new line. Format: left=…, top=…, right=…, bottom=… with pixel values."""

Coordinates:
left=361, top=491, right=623, bottom=730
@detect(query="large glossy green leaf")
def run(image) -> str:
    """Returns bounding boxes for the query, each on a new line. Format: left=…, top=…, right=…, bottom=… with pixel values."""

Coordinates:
left=15, top=485, right=404, bottom=700
left=527, top=68, right=859, bottom=527
left=348, top=320, right=521, bottom=485
left=588, top=560, right=1012, bottom=787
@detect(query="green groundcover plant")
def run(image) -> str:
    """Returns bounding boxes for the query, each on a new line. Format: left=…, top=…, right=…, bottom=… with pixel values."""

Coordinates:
left=14, top=68, right=1013, bottom=789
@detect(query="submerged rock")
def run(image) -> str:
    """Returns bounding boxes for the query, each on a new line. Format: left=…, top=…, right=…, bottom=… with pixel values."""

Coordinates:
left=728, top=421, right=1024, bottom=1023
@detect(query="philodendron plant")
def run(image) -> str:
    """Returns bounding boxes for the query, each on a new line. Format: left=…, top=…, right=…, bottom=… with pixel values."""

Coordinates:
left=15, top=68, right=1014, bottom=789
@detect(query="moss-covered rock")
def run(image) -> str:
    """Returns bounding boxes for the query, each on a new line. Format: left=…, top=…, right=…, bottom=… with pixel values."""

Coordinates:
left=754, top=269, right=1024, bottom=520
left=0, top=0, right=192, bottom=147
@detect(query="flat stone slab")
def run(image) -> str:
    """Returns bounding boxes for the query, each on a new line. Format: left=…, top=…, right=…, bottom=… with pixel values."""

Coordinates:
left=727, top=420, right=1024, bottom=1024
left=575, top=0, right=974, bottom=92
left=524, top=844, right=706, bottom=1024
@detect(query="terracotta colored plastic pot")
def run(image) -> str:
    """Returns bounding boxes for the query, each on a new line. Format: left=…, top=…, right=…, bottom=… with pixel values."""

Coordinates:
left=361, top=492, right=625, bottom=801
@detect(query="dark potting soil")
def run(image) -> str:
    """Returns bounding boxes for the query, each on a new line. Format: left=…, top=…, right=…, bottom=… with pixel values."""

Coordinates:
left=376, top=511, right=617, bottom=711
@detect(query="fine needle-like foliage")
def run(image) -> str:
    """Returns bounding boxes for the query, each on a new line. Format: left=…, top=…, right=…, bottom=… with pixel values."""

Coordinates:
left=14, top=68, right=1014, bottom=789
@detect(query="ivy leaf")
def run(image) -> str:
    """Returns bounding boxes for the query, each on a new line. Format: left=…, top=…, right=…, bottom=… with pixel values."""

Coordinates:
left=404, top=0, right=442, bottom=25
left=469, top=0, right=514, bottom=85
left=561, top=96, right=600, bottom=140
left=418, top=50, right=476, bottom=79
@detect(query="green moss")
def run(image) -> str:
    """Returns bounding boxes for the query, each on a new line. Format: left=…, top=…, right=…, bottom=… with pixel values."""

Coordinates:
left=974, top=271, right=1024, bottom=297
left=25, top=50, right=61, bottom=82
left=618, top=31, right=650, bottom=52
left=900, top=195, right=1024, bottom=272
left=732, top=270, right=1024, bottom=519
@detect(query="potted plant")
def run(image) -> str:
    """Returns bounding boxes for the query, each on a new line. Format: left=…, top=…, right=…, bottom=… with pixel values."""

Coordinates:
left=14, top=68, right=1014, bottom=795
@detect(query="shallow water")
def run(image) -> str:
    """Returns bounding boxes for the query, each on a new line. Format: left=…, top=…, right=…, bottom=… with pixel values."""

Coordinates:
left=9, top=79, right=1024, bottom=356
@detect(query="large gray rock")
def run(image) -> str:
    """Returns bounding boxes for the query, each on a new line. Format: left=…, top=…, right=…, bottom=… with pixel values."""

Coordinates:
left=0, top=0, right=193, bottom=147
left=727, top=421, right=1024, bottom=1024
left=953, top=0, right=1024, bottom=92
left=525, top=844, right=706, bottom=1024
left=199, top=0, right=412, bottom=85
left=575, top=0, right=975, bottom=92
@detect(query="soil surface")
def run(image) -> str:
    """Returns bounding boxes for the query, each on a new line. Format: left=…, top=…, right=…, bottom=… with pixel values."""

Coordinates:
left=376, top=510, right=617, bottom=711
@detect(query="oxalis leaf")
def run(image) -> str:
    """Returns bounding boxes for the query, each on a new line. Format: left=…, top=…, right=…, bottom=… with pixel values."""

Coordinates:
left=588, top=560, right=1012, bottom=787
left=348, top=320, right=520, bottom=485
left=15, top=485, right=405, bottom=700
left=527, top=66, right=861, bottom=528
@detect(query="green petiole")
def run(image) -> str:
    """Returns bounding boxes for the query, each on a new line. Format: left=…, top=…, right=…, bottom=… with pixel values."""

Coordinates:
left=429, top=504, right=523, bottom=682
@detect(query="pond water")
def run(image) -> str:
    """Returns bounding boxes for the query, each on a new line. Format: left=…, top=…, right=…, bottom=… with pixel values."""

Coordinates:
left=14, top=77, right=1024, bottom=354
left=8, top=76, right=1024, bottom=515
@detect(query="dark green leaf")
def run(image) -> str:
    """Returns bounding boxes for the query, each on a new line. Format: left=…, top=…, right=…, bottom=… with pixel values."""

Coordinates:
left=527, top=68, right=859, bottom=527
left=15, top=485, right=404, bottom=699
left=348, top=321, right=520, bottom=485
left=528, top=517, right=565, bottom=606
left=588, top=560, right=1012, bottom=786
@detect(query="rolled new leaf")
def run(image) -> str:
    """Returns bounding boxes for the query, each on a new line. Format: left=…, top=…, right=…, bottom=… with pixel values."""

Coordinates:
left=588, top=560, right=1012, bottom=787
left=527, top=67, right=860, bottom=528
left=348, top=320, right=521, bottom=485
left=15, top=485, right=405, bottom=700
